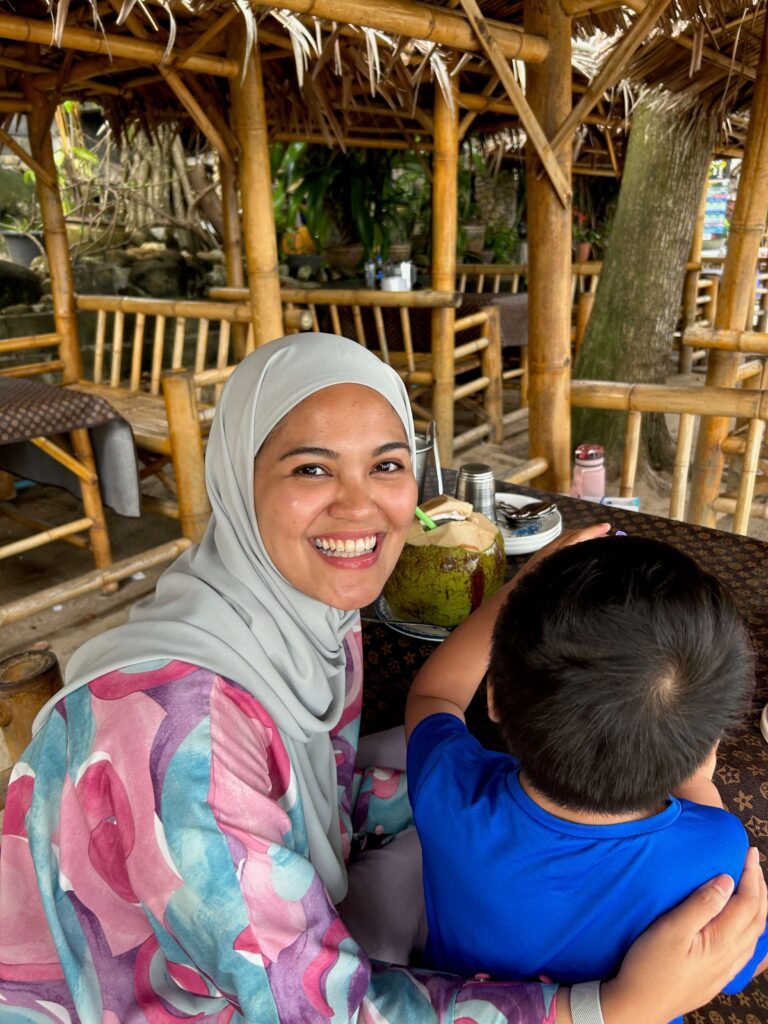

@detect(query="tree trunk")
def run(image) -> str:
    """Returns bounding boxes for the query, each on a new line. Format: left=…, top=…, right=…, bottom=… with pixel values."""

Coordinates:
left=573, top=90, right=716, bottom=476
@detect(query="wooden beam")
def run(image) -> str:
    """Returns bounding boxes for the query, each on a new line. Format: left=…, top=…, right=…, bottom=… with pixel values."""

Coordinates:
left=673, top=33, right=756, bottom=82
left=689, top=13, right=768, bottom=527
left=430, top=73, right=459, bottom=464
left=0, top=12, right=239, bottom=77
left=550, top=0, right=673, bottom=155
left=525, top=0, right=572, bottom=492
left=272, top=131, right=433, bottom=150
left=229, top=37, right=284, bottom=347
left=457, top=90, right=627, bottom=129
left=256, top=0, right=549, bottom=63
left=0, top=126, right=54, bottom=186
left=161, top=69, right=235, bottom=168
left=458, top=0, right=569, bottom=205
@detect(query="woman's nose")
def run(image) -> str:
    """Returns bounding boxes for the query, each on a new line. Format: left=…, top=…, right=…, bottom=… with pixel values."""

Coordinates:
left=329, top=477, right=376, bottom=518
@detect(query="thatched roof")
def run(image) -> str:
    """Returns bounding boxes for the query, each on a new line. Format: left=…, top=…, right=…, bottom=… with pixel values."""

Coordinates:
left=0, top=0, right=764, bottom=166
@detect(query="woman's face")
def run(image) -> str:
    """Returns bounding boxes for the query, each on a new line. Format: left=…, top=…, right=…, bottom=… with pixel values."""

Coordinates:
left=253, top=383, right=417, bottom=610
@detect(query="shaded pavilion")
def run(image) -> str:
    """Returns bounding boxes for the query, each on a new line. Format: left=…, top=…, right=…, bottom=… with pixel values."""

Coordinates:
left=0, top=0, right=766, bottom=493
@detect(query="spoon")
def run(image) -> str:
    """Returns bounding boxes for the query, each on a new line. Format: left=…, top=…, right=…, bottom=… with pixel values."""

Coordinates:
left=497, top=499, right=557, bottom=526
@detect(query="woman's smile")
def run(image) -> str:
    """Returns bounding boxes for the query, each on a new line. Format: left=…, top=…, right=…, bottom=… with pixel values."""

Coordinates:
left=253, top=383, right=417, bottom=609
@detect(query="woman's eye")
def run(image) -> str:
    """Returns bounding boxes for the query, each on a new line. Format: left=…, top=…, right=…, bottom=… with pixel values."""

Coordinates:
left=373, top=459, right=404, bottom=473
left=293, top=464, right=328, bottom=477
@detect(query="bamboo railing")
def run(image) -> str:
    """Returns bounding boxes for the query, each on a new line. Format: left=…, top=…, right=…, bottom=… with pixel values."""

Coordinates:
left=209, top=285, right=504, bottom=457
left=570, top=379, right=768, bottom=531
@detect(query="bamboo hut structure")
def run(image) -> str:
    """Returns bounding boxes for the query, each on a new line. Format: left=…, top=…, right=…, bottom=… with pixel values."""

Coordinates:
left=0, top=0, right=765, bottom=492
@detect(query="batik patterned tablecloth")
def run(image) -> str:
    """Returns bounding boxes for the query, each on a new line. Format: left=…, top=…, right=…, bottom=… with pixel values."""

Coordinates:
left=361, top=485, right=768, bottom=1024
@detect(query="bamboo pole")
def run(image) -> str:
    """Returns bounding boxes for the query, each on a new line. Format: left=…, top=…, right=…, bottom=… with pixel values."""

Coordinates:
left=161, top=70, right=235, bottom=169
left=162, top=369, right=210, bottom=542
left=0, top=538, right=192, bottom=627
left=228, top=36, right=283, bottom=346
left=431, top=73, right=459, bottom=464
left=0, top=12, right=238, bottom=77
left=525, top=0, right=572, bottom=492
left=457, top=0, right=569, bottom=206
left=24, top=71, right=82, bottom=383
left=688, top=16, right=768, bottom=527
left=683, top=326, right=768, bottom=353
left=679, top=171, right=709, bottom=373
left=549, top=0, right=673, bottom=155
left=220, top=157, right=247, bottom=360
left=268, top=0, right=548, bottom=62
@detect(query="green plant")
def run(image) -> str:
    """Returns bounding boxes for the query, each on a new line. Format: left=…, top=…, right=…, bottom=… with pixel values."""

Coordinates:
left=487, top=222, right=519, bottom=263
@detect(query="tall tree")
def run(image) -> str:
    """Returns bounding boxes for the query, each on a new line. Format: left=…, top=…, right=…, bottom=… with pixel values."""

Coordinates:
left=572, top=88, right=716, bottom=476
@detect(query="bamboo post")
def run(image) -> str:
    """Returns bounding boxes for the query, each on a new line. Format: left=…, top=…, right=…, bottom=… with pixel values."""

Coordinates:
left=431, top=73, right=459, bottom=465
left=688, top=16, right=768, bottom=527
left=525, top=0, right=572, bottom=491
left=679, top=172, right=709, bottom=374
left=228, top=35, right=284, bottom=347
left=220, top=156, right=247, bottom=360
left=23, top=72, right=82, bottom=383
left=68, top=427, right=116, bottom=592
left=161, top=369, right=210, bottom=542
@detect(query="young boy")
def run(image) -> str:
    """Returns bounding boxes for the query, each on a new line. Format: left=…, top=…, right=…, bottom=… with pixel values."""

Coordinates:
left=405, top=531, right=768, bottom=1019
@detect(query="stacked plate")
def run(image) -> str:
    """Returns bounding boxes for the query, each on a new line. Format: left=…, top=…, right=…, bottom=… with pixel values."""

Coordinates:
left=496, top=492, right=563, bottom=555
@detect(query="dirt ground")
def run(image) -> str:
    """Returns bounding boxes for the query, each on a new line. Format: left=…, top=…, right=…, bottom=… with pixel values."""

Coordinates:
left=3, top=365, right=767, bottom=672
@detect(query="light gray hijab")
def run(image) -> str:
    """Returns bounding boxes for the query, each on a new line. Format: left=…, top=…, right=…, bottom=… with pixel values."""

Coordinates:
left=45, top=332, right=416, bottom=903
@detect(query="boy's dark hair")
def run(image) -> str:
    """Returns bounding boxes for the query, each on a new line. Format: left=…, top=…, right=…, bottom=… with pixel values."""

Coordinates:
left=488, top=536, right=754, bottom=814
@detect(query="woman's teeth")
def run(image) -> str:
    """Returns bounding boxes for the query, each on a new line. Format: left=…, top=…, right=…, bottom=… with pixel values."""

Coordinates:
left=314, top=536, right=377, bottom=558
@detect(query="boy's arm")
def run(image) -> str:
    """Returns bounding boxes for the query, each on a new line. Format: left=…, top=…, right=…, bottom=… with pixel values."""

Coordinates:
left=404, top=523, right=611, bottom=740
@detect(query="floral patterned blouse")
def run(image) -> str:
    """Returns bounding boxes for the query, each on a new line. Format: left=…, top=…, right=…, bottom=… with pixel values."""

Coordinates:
left=0, top=620, right=557, bottom=1023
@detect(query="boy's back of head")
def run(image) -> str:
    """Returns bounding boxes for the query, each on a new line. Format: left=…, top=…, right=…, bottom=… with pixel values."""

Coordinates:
left=489, top=536, right=754, bottom=814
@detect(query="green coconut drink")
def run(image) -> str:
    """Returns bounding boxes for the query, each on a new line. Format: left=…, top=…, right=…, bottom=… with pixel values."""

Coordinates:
left=383, top=496, right=506, bottom=628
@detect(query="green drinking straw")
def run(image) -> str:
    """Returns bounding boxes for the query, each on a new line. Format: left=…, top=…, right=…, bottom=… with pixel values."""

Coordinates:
left=415, top=505, right=438, bottom=530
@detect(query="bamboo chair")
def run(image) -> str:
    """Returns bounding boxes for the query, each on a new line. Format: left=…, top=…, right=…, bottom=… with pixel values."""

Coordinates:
left=681, top=325, right=768, bottom=532
left=0, top=376, right=114, bottom=589
left=313, top=298, right=503, bottom=454
left=0, top=297, right=312, bottom=544
left=570, top=379, right=768, bottom=530
left=212, top=286, right=503, bottom=460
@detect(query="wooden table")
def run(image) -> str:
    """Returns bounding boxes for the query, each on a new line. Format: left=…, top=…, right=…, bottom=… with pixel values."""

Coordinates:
left=361, top=483, right=768, bottom=1023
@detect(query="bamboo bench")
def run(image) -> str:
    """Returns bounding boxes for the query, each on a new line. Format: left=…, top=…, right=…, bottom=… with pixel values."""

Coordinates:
left=570, top=378, right=768, bottom=530
left=210, top=286, right=504, bottom=462
left=0, top=295, right=312, bottom=544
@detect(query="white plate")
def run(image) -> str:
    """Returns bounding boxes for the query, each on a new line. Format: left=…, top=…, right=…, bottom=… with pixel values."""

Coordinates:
left=496, top=492, right=563, bottom=555
left=372, top=594, right=450, bottom=643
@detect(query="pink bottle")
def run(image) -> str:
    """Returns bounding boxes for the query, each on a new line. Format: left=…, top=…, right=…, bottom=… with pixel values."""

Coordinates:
left=570, top=443, right=605, bottom=499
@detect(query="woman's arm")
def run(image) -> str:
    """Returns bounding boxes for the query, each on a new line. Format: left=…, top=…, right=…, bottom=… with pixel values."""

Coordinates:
left=597, top=849, right=767, bottom=1024
left=405, top=524, right=611, bottom=740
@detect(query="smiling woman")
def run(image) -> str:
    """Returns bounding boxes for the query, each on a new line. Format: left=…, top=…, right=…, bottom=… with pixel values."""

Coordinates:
left=253, top=383, right=417, bottom=611
left=0, top=333, right=764, bottom=1024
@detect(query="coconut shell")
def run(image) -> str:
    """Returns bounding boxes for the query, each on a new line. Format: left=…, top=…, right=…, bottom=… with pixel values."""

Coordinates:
left=383, top=532, right=506, bottom=627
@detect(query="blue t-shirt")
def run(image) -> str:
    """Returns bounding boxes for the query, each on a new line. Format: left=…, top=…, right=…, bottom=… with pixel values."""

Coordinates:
left=408, top=714, right=768, bottom=1000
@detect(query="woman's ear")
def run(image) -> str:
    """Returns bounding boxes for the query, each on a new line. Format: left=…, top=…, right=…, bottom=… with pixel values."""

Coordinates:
left=486, top=677, right=500, bottom=723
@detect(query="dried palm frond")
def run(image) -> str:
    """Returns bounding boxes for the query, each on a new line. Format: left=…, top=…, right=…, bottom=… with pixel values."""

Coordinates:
left=265, top=9, right=319, bottom=88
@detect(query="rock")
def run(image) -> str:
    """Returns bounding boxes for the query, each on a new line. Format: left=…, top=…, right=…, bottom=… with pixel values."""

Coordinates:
left=128, top=255, right=187, bottom=297
left=0, top=259, right=42, bottom=307
left=2, top=303, right=32, bottom=315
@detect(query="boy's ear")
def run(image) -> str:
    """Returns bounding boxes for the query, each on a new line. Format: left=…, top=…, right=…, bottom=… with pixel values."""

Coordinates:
left=486, top=678, right=500, bottom=723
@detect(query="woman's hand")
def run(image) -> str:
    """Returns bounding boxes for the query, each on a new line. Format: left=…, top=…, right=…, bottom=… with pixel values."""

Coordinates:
left=598, top=848, right=767, bottom=1023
